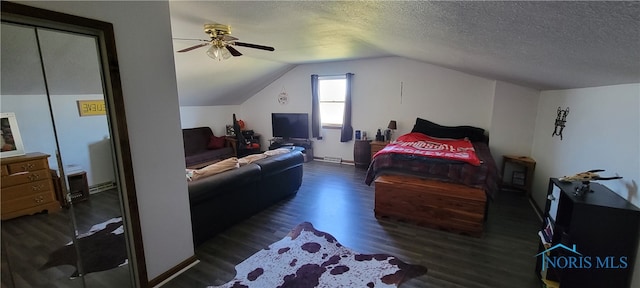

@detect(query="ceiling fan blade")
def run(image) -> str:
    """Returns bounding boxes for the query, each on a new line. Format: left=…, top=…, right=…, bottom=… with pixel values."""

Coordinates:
left=173, top=38, right=210, bottom=42
left=177, top=42, right=209, bottom=53
left=222, top=35, right=238, bottom=42
left=225, top=45, right=243, bottom=57
left=233, top=41, right=275, bottom=51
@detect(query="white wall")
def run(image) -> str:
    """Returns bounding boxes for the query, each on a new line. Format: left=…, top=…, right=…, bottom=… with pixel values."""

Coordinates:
left=490, top=81, right=540, bottom=166
left=49, top=94, right=114, bottom=186
left=2, top=94, right=115, bottom=187
left=179, top=105, right=240, bottom=136
left=20, top=0, right=194, bottom=281
left=531, top=83, right=640, bottom=287
left=240, top=56, right=496, bottom=161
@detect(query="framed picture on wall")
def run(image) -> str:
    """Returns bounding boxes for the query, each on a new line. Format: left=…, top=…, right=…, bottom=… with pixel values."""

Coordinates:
left=1, top=112, right=26, bottom=158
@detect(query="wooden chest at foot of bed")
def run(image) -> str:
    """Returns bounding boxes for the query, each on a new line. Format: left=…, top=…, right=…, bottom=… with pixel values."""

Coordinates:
left=374, top=174, right=486, bottom=237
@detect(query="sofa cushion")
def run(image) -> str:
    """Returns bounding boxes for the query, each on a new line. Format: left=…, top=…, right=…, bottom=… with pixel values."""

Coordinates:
left=254, top=150, right=304, bottom=177
left=207, top=135, right=226, bottom=150
left=191, top=157, right=239, bottom=181
left=185, top=147, right=234, bottom=168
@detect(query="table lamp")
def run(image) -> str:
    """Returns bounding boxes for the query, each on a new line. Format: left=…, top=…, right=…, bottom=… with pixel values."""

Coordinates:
left=387, top=120, right=397, bottom=141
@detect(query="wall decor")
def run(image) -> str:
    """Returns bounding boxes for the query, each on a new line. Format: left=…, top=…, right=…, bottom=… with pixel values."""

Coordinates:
left=552, top=106, right=569, bottom=140
left=0, top=112, right=26, bottom=158
left=278, top=91, right=289, bottom=105
left=77, top=100, right=106, bottom=116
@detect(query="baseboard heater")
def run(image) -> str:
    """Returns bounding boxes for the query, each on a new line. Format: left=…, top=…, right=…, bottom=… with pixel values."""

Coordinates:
left=320, top=156, right=342, bottom=164
left=89, top=181, right=117, bottom=194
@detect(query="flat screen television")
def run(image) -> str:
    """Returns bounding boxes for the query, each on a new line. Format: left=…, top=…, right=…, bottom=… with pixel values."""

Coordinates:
left=271, top=113, right=309, bottom=140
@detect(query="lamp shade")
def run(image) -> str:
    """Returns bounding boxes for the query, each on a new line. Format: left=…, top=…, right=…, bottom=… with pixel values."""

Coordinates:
left=206, top=43, right=231, bottom=61
left=387, top=120, right=397, bottom=130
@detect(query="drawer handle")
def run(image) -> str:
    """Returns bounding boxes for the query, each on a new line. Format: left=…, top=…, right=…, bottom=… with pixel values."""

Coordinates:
left=28, top=174, right=40, bottom=181
left=34, top=195, right=44, bottom=203
left=21, top=163, right=35, bottom=171
left=31, top=184, right=44, bottom=191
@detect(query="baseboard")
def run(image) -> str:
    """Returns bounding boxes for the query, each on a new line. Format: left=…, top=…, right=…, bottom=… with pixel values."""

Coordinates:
left=148, top=255, right=199, bottom=288
left=321, top=156, right=342, bottom=163
left=89, top=181, right=117, bottom=194
left=340, top=160, right=355, bottom=165
left=529, top=196, right=543, bottom=222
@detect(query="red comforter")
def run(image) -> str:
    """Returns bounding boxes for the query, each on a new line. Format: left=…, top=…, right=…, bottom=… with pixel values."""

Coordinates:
left=365, top=133, right=500, bottom=199
left=373, top=133, right=481, bottom=166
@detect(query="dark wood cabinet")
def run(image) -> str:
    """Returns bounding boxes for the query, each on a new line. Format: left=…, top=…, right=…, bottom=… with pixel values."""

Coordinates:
left=67, top=171, right=90, bottom=204
left=353, top=140, right=371, bottom=168
left=536, top=178, right=640, bottom=288
left=226, top=133, right=261, bottom=157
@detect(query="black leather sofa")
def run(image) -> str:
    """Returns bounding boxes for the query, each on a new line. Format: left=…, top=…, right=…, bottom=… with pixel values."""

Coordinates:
left=188, top=150, right=304, bottom=246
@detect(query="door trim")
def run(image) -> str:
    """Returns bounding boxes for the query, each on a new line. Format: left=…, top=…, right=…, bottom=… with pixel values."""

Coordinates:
left=1, top=1, right=148, bottom=286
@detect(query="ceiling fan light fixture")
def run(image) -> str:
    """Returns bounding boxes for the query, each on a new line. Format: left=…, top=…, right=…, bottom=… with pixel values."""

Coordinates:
left=177, top=22, right=274, bottom=60
left=206, top=42, right=231, bottom=61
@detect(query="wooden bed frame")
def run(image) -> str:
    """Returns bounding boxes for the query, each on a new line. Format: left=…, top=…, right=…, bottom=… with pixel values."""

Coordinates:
left=374, top=174, right=487, bottom=237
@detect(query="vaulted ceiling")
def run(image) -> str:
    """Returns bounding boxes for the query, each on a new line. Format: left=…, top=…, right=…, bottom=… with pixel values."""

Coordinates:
left=169, top=1, right=640, bottom=106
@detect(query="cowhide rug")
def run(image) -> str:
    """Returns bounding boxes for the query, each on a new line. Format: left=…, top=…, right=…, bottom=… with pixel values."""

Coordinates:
left=40, top=217, right=128, bottom=278
left=211, top=222, right=427, bottom=288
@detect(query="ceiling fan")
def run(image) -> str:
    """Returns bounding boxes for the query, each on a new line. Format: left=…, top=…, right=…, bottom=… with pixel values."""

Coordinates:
left=176, top=23, right=275, bottom=60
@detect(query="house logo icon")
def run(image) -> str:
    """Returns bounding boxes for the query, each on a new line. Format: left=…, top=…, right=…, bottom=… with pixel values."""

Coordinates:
left=536, top=244, right=582, bottom=271
left=536, top=244, right=629, bottom=270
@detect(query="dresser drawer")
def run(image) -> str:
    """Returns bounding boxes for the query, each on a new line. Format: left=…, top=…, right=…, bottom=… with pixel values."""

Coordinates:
left=1, top=191, right=56, bottom=213
left=7, top=158, right=48, bottom=174
left=1, top=179, right=53, bottom=200
left=1, top=169, right=52, bottom=188
left=1, top=165, right=7, bottom=176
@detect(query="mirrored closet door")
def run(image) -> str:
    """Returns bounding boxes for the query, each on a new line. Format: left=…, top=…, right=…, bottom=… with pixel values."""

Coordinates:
left=1, top=17, right=134, bottom=288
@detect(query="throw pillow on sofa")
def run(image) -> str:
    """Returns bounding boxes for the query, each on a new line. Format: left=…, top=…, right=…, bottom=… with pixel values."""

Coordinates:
left=207, top=135, right=226, bottom=150
left=190, top=157, right=239, bottom=181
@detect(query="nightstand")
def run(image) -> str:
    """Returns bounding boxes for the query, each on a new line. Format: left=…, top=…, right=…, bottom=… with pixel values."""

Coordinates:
left=354, top=140, right=372, bottom=168
left=501, top=155, right=536, bottom=196
left=370, top=141, right=390, bottom=160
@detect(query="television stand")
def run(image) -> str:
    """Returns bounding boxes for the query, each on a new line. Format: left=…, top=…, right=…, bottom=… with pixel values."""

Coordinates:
left=269, top=138, right=313, bottom=162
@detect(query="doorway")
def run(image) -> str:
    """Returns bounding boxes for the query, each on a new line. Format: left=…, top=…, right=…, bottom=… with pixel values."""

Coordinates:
left=1, top=2, right=145, bottom=287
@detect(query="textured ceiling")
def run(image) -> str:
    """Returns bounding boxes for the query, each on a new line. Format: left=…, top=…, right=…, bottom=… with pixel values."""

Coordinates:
left=169, top=1, right=640, bottom=106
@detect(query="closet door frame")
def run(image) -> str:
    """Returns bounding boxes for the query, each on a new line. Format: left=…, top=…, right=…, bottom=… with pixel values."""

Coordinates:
left=1, top=2, right=147, bottom=286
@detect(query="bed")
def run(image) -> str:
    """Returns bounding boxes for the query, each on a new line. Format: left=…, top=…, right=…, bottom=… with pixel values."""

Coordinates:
left=365, top=118, right=500, bottom=237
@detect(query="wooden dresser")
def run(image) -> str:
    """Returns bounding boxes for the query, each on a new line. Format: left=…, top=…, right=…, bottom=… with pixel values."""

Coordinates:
left=1, top=152, right=61, bottom=220
left=370, top=141, right=390, bottom=160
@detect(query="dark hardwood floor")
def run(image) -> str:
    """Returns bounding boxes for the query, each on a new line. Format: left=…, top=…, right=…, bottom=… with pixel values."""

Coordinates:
left=1, top=189, right=132, bottom=288
left=165, top=160, right=542, bottom=288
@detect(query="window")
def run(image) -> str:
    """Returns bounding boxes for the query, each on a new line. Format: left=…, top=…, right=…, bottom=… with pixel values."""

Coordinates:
left=318, top=75, right=346, bottom=128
